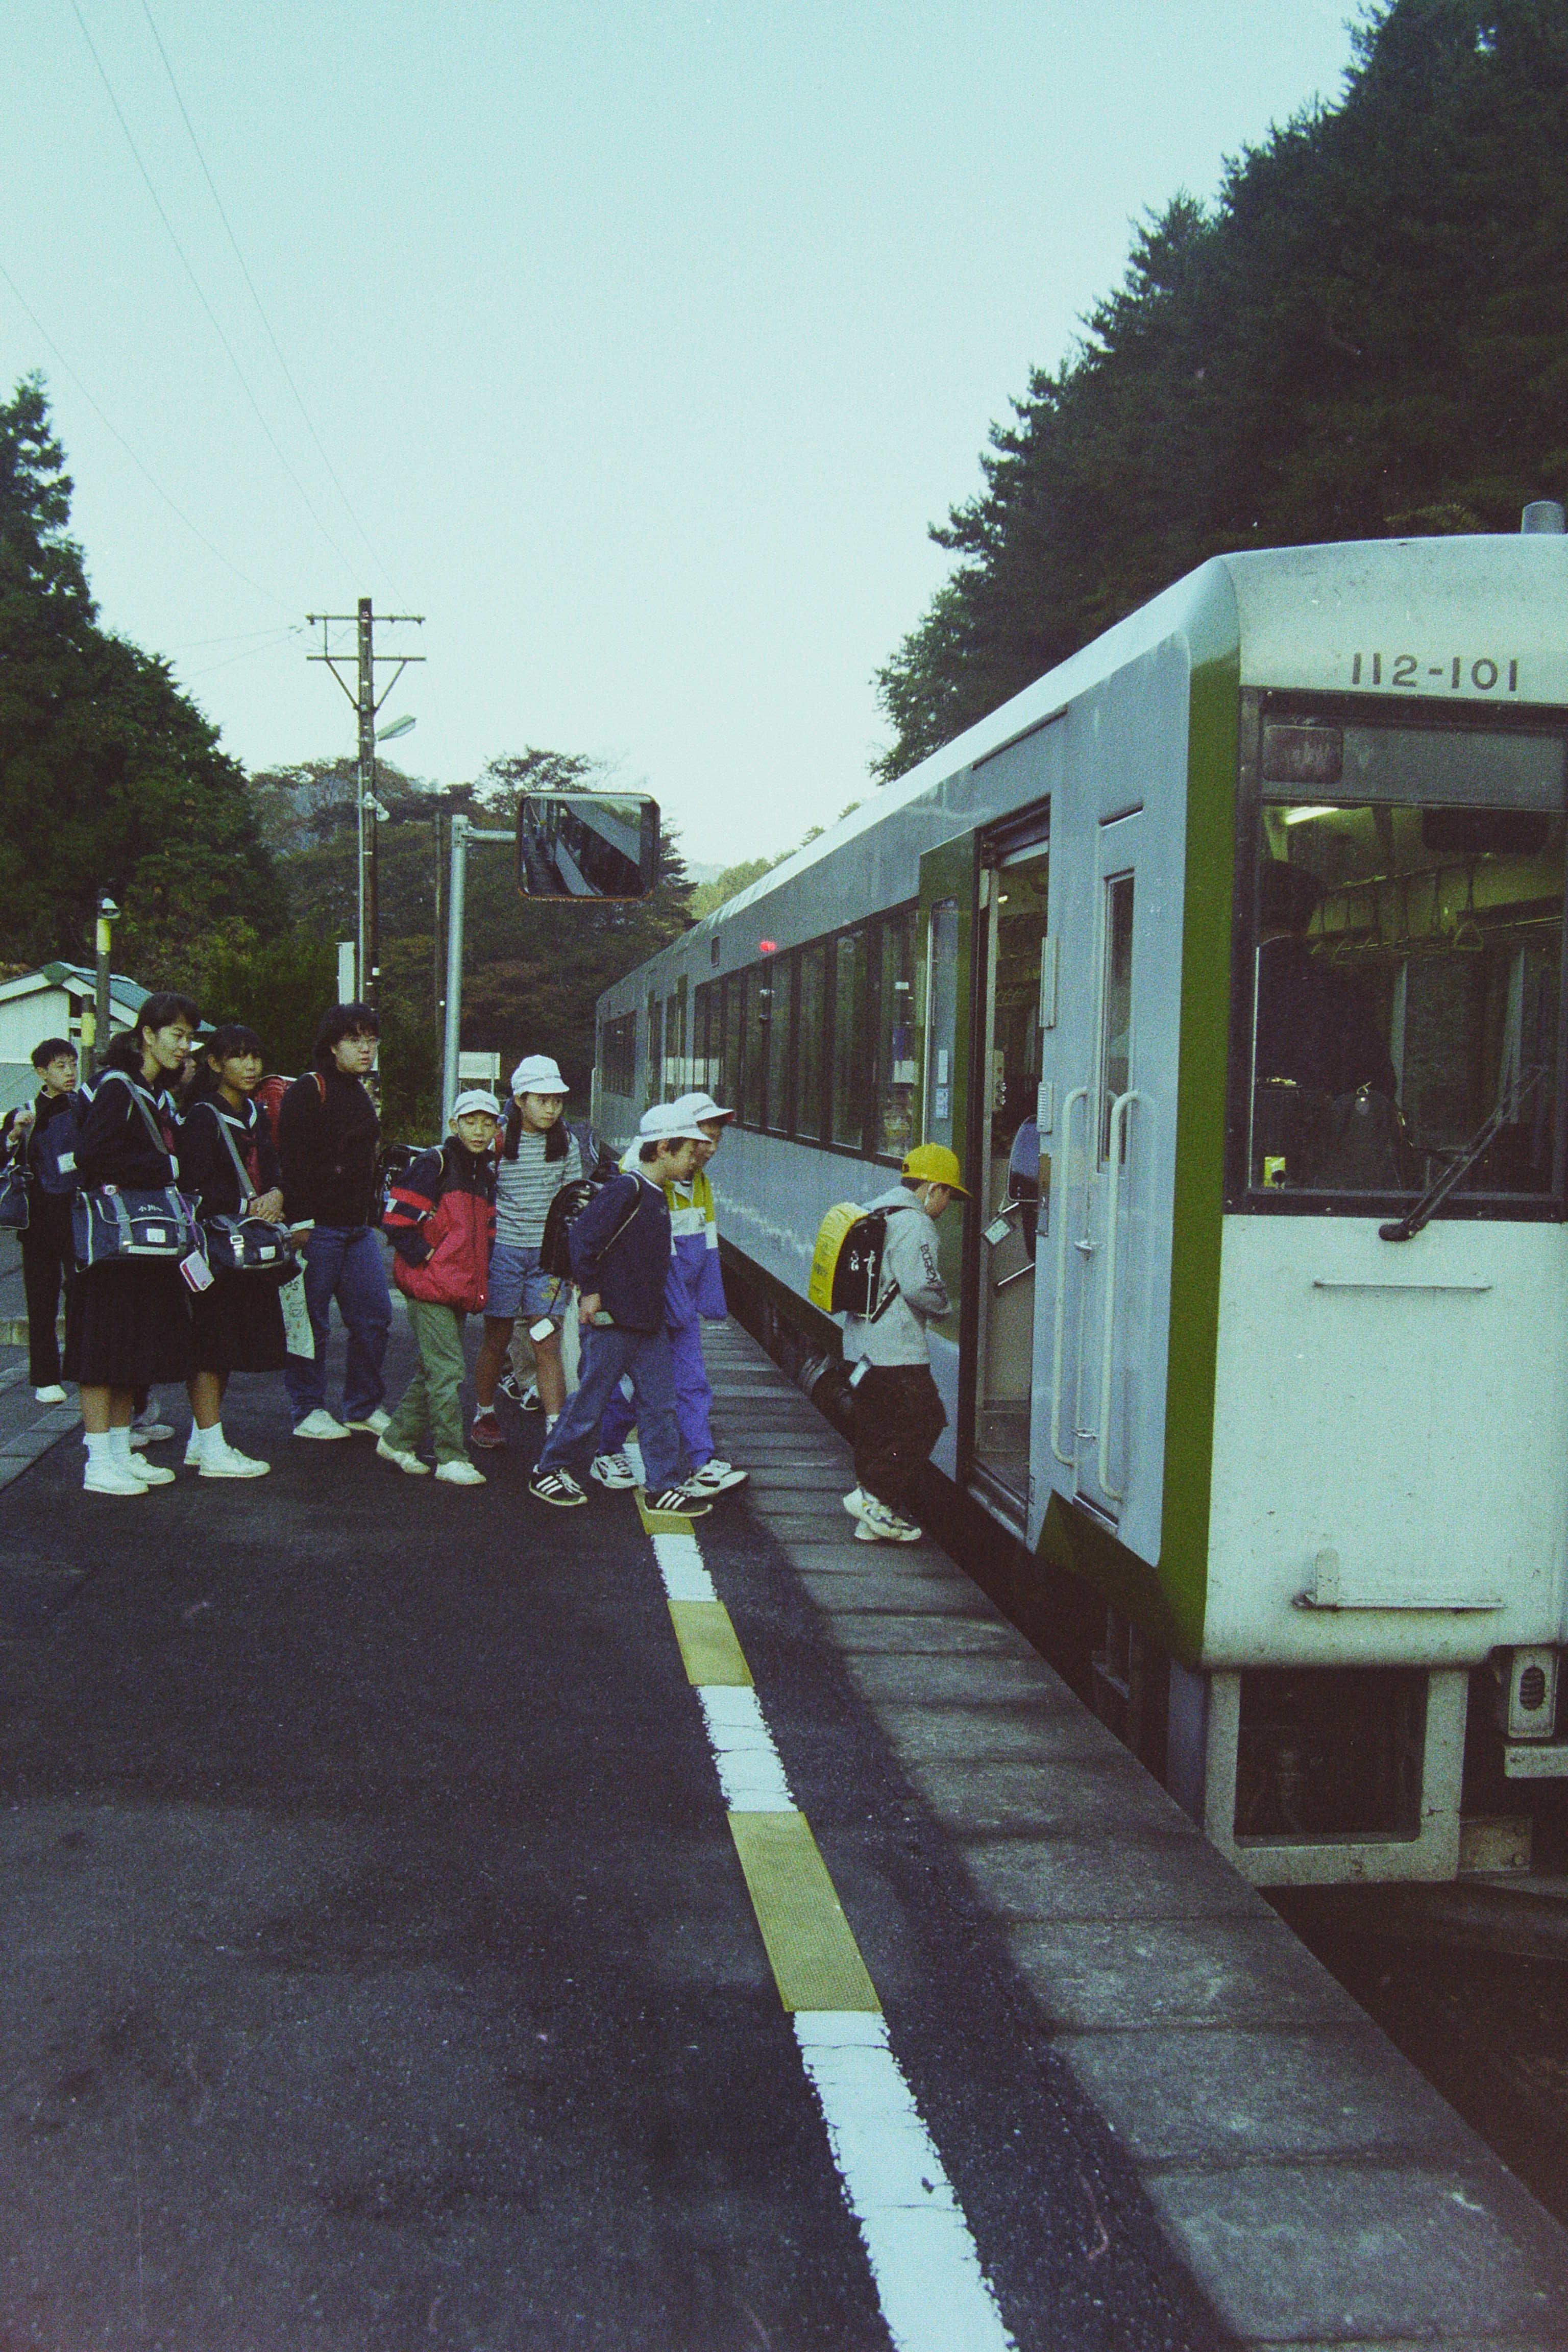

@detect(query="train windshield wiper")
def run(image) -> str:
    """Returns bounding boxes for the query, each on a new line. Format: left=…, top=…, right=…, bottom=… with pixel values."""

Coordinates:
left=1379, top=1068, right=1545, bottom=1243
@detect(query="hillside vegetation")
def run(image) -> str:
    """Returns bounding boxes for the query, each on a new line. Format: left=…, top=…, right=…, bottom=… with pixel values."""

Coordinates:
left=876, top=0, right=1568, bottom=776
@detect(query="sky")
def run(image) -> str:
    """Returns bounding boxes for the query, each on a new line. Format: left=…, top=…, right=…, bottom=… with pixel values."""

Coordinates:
left=4, top=2, right=1363, bottom=870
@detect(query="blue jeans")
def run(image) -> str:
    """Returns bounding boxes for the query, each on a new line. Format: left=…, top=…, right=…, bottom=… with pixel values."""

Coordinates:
left=284, top=1224, right=392, bottom=1424
left=535, top=1323, right=681, bottom=1491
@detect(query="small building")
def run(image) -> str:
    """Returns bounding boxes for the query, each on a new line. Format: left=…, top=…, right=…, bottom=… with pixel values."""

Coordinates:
left=0, top=963, right=149, bottom=1111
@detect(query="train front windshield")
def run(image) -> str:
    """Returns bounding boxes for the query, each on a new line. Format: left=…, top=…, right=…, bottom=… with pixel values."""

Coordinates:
left=1239, top=708, right=1567, bottom=1210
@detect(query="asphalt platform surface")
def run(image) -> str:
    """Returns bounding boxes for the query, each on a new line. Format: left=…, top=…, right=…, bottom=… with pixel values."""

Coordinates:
left=0, top=1307, right=1219, bottom=2352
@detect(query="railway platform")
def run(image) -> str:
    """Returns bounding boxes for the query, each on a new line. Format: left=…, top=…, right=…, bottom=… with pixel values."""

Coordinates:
left=0, top=1295, right=1565, bottom=2348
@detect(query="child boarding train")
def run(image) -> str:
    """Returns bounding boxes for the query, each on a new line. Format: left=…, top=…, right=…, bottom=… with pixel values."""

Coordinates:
left=594, top=527, right=1568, bottom=1886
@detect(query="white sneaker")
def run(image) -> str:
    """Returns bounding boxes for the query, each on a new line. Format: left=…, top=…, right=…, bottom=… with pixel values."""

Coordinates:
left=854, top=1498, right=921, bottom=1544
left=34, top=1384, right=67, bottom=1405
left=293, top=1410, right=351, bottom=1440
left=685, top=1458, right=748, bottom=1493
left=184, top=1430, right=201, bottom=1468
left=344, top=1408, right=391, bottom=1436
left=83, top=1461, right=149, bottom=1496
left=199, top=1442, right=270, bottom=1479
left=127, top=1458, right=176, bottom=1487
left=376, top=1437, right=430, bottom=1476
left=842, top=1487, right=869, bottom=1521
left=591, top=1452, right=639, bottom=1490
left=435, top=1459, right=486, bottom=1486
left=129, top=1418, right=176, bottom=1448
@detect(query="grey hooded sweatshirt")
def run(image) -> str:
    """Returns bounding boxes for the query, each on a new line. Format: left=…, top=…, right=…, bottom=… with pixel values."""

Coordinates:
left=841, top=1186, right=951, bottom=1369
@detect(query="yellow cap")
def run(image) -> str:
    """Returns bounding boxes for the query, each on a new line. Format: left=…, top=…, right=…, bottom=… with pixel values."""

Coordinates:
left=901, top=1143, right=968, bottom=1195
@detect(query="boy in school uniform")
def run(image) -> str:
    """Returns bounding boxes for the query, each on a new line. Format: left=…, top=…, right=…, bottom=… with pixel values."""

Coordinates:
left=527, top=1107, right=717, bottom=1515
left=841, top=1143, right=967, bottom=1545
left=2, top=1037, right=82, bottom=1402
left=591, top=1088, right=747, bottom=1497
left=378, top=1090, right=500, bottom=1487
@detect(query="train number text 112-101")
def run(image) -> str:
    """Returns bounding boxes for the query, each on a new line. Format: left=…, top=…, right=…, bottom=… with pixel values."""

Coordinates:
left=1351, top=652, right=1521, bottom=692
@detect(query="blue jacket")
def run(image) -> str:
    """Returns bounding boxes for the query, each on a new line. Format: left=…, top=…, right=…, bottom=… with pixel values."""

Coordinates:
left=568, top=1169, right=672, bottom=1335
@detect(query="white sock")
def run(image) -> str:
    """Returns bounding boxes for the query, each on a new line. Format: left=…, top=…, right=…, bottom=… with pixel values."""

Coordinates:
left=109, top=1426, right=134, bottom=1465
left=198, top=1423, right=228, bottom=1466
left=85, top=1430, right=114, bottom=1468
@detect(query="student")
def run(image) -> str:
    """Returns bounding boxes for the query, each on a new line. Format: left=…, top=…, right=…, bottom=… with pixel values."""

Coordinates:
left=65, top=994, right=199, bottom=1497
left=840, top=1143, right=967, bottom=1545
left=2, top=1036, right=82, bottom=1402
left=378, top=1089, right=500, bottom=1485
left=175, top=1024, right=288, bottom=1479
left=276, top=1001, right=392, bottom=1441
left=527, top=1107, right=717, bottom=1515
left=592, top=1088, right=747, bottom=1497
left=470, top=1056, right=582, bottom=1450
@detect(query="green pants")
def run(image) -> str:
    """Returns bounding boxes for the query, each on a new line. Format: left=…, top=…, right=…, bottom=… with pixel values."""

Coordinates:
left=386, top=1296, right=469, bottom=1465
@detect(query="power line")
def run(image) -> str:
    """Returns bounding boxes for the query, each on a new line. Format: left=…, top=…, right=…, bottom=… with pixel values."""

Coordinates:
left=69, top=0, right=361, bottom=587
left=0, top=256, right=291, bottom=612
left=138, top=0, right=403, bottom=602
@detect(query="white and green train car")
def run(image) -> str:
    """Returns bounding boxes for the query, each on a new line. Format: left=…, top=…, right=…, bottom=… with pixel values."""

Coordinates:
left=594, top=528, right=1568, bottom=1885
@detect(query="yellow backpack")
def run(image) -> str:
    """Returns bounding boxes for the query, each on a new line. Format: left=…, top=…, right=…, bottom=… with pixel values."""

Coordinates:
left=807, top=1202, right=891, bottom=1316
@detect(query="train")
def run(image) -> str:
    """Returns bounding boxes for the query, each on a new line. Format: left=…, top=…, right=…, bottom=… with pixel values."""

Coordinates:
left=592, top=526, right=1568, bottom=1886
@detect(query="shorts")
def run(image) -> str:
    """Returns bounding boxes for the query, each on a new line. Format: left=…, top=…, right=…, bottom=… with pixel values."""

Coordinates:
left=486, top=1240, right=569, bottom=1325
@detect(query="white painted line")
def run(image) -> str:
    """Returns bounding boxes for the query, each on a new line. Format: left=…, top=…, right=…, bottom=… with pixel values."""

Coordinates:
left=697, top=1685, right=796, bottom=1811
left=651, top=1531, right=716, bottom=1602
left=796, top=2013, right=1015, bottom=2352
left=660, top=1520, right=1018, bottom=2351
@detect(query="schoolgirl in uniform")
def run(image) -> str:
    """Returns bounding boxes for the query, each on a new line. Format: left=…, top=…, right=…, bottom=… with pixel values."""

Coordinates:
left=66, top=992, right=198, bottom=1497
left=175, top=1023, right=289, bottom=1478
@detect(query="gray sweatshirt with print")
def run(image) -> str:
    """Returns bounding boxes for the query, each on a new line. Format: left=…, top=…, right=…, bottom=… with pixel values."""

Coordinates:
left=841, top=1186, right=951, bottom=1369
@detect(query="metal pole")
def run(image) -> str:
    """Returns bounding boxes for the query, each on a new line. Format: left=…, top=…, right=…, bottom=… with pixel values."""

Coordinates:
left=357, top=597, right=377, bottom=1009
left=442, top=813, right=468, bottom=1120
left=92, top=897, right=116, bottom=1081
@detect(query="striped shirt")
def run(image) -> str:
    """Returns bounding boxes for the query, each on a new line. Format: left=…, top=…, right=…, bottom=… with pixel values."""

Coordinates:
left=494, top=1126, right=583, bottom=1248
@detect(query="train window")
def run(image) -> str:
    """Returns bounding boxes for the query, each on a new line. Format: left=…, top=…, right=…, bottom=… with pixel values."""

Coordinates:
left=831, top=932, right=865, bottom=1149
left=600, top=1012, right=636, bottom=1099
left=763, top=954, right=791, bottom=1133
left=666, top=985, right=686, bottom=1098
left=693, top=982, right=713, bottom=1094
left=1244, top=714, right=1567, bottom=1206
left=646, top=992, right=663, bottom=1111
left=873, top=908, right=918, bottom=1160
left=718, top=975, right=740, bottom=1116
left=925, top=899, right=960, bottom=1151
left=1099, top=874, right=1135, bottom=1161
left=796, top=941, right=826, bottom=1140
left=739, top=969, right=766, bottom=1128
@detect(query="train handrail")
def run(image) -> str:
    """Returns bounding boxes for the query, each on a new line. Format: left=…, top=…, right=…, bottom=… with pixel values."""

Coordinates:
left=1097, top=1089, right=1146, bottom=1504
left=1049, top=1085, right=1090, bottom=1468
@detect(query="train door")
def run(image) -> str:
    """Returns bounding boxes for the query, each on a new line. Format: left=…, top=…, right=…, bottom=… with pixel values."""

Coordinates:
left=971, top=837, right=1051, bottom=1506
left=1050, top=809, right=1149, bottom=1529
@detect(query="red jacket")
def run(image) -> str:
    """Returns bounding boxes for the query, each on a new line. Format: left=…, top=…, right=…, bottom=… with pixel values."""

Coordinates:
left=384, top=1142, right=496, bottom=1314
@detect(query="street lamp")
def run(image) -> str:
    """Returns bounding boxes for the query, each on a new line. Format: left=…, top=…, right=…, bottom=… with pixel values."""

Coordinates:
left=89, top=893, right=120, bottom=1080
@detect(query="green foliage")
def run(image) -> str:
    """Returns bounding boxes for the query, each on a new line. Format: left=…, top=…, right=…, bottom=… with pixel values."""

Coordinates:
left=196, top=929, right=338, bottom=1076
left=689, top=857, right=776, bottom=919
left=0, top=375, right=286, bottom=976
left=875, top=0, right=1568, bottom=777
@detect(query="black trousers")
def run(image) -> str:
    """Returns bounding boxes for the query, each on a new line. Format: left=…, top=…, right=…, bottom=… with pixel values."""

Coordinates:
left=851, top=1363, right=946, bottom=1516
left=21, top=1195, right=75, bottom=1388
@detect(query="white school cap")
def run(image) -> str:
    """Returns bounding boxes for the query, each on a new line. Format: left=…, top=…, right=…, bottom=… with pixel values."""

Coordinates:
left=451, top=1089, right=502, bottom=1121
left=511, top=1055, right=569, bottom=1096
left=637, top=1102, right=710, bottom=1145
left=669, top=1089, right=733, bottom=1124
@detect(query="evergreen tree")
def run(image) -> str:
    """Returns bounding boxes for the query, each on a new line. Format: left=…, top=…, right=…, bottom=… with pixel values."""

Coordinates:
left=875, top=0, right=1568, bottom=777
left=0, top=374, right=285, bottom=976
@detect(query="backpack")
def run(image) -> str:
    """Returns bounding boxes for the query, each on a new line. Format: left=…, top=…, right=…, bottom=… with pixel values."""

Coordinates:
left=538, top=1177, right=600, bottom=1281
left=31, top=1090, right=89, bottom=1196
left=807, top=1203, right=892, bottom=1317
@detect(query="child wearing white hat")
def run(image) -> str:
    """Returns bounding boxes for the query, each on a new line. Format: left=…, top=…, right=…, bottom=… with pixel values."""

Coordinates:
left=471, top=1056, right=581, bottom=1448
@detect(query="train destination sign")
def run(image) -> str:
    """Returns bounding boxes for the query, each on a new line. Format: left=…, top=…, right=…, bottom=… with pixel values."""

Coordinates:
left=516, top=790, right=660, bottom=901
